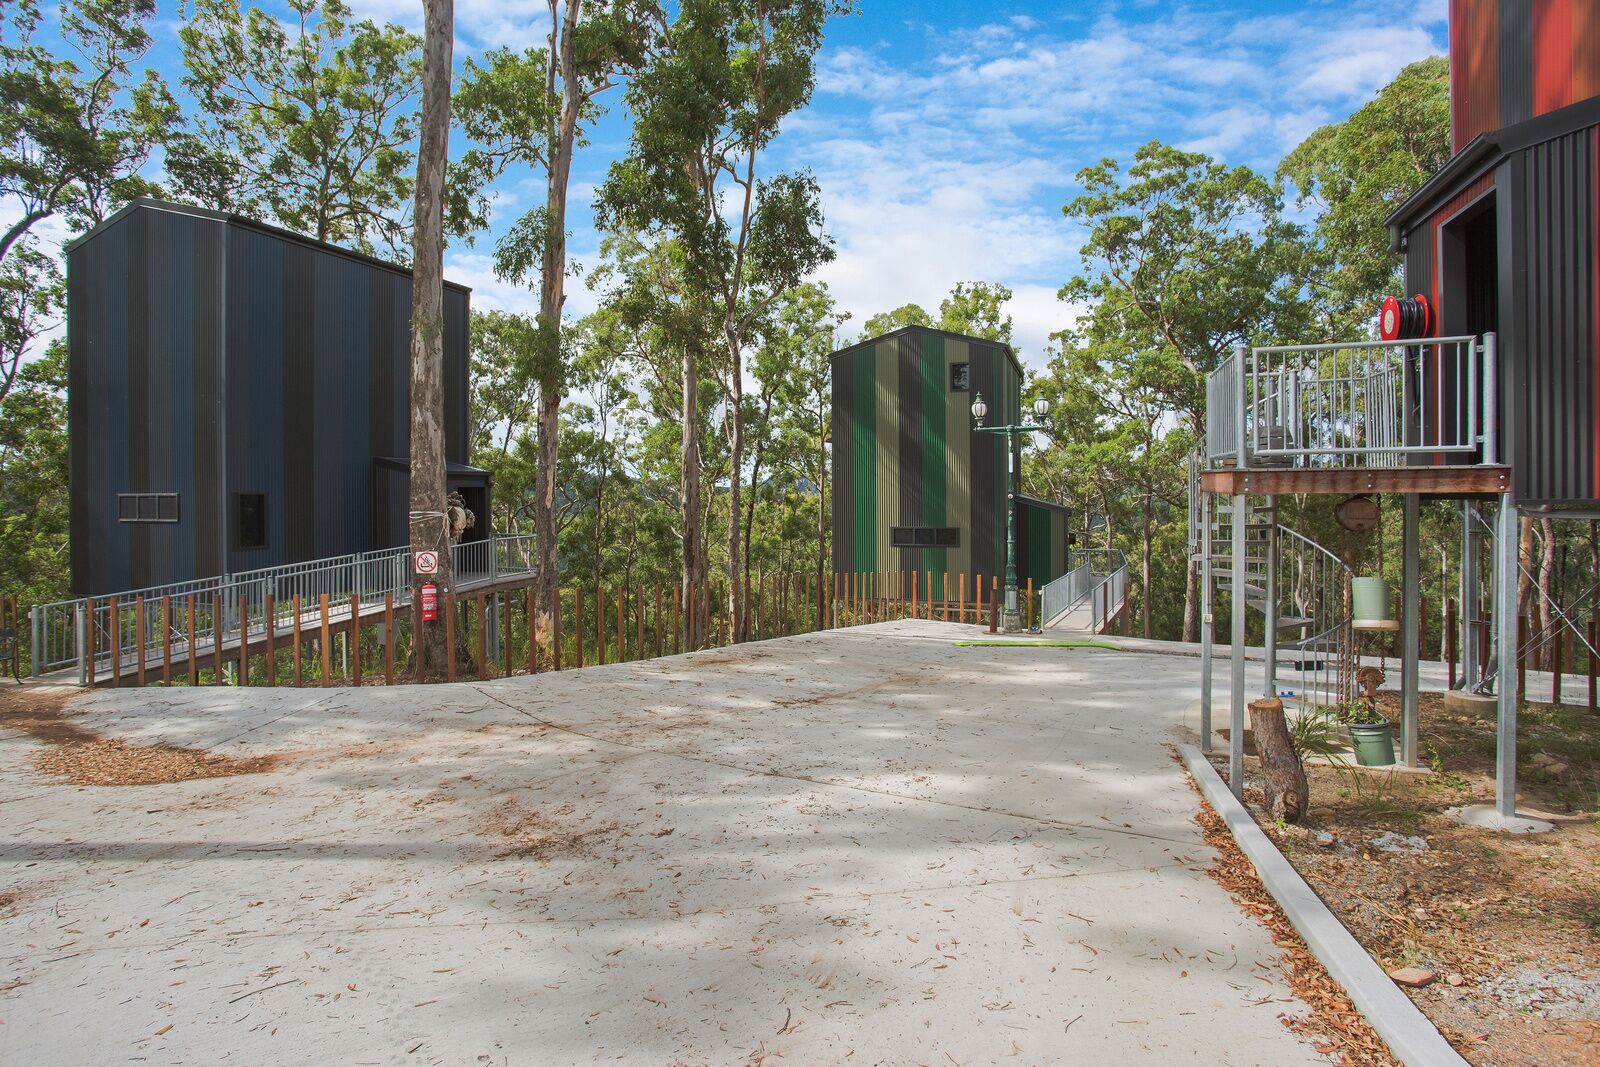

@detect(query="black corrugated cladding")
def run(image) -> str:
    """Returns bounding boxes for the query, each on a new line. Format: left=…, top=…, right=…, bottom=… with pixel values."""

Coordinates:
left=68, top=198, right=473, bottom=594
left=1502, top=127, right=1597, bottom=504
left=1497, top=4, right=1532, bottom=130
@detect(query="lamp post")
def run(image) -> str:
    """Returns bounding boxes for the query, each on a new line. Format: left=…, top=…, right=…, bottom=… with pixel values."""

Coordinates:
left=972, top=393, right=1050, bottom=632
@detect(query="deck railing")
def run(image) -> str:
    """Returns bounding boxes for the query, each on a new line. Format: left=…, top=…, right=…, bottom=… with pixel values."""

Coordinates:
left=1205, top=334, right=1496, bottom=469
left=31, top=534, right=537, bottom=682
left=1040, top=548, right=1128, bottom=630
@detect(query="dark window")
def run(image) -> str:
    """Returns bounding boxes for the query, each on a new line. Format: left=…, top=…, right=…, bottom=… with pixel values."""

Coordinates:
left=950, top=362, right=970, bottom=391
left=236, top=492, right=267, bottom=550
left=891, top=526, right=961, bottom=548
left=117, top=493, right=179, bottom=524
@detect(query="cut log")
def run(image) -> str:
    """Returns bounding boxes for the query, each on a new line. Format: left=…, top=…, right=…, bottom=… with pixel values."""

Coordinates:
left=1249, top=697, right=1308, bottom=823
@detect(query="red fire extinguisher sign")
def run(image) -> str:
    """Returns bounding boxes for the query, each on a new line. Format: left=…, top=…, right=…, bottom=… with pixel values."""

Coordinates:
left=421, top=581, right=438, bottom=622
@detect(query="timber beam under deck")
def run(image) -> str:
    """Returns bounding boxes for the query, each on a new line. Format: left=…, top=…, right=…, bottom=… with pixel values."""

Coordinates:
left=1198, top=466, right=1511, bottom=497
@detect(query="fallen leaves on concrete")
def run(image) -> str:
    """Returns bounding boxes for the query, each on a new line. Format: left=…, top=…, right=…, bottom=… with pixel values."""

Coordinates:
left=1193, top=795, right=1401, bottom=1067
left=31, top=738, right=278, bottom=787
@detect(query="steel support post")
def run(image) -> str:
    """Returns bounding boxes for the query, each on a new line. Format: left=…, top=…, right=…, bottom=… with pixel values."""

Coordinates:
left=75, top=602, right=87, bottom=687
left=1200, top=493, right=1214, bottom=753
left=30, top=606, right=42, bottom=678
left=1494, top=493, right=1519, bottom=819
left=1263, top=497, right=1278, bottom=700
left=1461, top=501, right=1480, bottom=688
left=1401, top=493, right=1421, bottom=766
left=1230, top=493, right=1247, bottom=797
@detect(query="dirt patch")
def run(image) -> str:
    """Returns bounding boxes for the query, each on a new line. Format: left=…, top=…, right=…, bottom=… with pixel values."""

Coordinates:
left=475, top=798, right=623, bottom=861
left=1217, top=692, right=1600, bottom=1066
left=1, top=686, right=279, bottom=786
left=1187, top=779, right=1401, bottom=1066
left=682, top=655, right=742, bottom=667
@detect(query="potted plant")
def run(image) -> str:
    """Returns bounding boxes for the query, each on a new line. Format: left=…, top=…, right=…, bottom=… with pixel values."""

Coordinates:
left=1340, top=701, right=1396, bottom=767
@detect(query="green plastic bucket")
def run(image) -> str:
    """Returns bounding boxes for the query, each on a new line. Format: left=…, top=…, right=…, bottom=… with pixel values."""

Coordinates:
left=1347, top=722, right=1396, bottom=766
left=1352, top=576, right=1398, bottom=631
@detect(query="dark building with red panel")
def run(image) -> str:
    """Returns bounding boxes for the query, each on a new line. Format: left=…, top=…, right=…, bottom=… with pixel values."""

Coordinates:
left=1387, top=0, right=1600, bottom=504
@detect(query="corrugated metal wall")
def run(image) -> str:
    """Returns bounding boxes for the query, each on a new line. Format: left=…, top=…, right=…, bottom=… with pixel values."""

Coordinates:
left=69, top=201, right=473, bottom=594
left=1015, top=497, right=1068, bottom=591
left=1504, top=127, right=1598, bottom=502
left=830, top=327, right=1023, bottom=586
left=1451, top=0, right=1600, bottom=152
left=69, top=206, right=224, bottom=594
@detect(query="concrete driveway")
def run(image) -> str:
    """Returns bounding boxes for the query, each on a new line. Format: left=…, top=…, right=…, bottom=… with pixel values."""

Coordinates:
left=0, top=620, right=1324, bottom=1065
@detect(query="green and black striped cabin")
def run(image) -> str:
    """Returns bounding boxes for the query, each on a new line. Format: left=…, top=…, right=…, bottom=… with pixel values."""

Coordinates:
left=830, top=325, right=1070, bottom=595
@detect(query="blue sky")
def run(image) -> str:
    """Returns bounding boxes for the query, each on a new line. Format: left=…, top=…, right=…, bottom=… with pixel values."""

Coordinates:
left=25, top=0, right=1450, bottom=366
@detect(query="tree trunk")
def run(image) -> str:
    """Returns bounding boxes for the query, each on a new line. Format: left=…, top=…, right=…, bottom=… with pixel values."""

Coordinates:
left=816, top=414, right=828, bottom=628
left=1250, top=697, right=1308, bottom=823
left=530, top=0, right=583, bottom=661
left=681, top=346, right=705, bottom=648
left=725, top=372, right=745, bottom=642
left=1141, top=495, right=1153, bottom=639
left=408, top=0, right=458, bottom=681
left=1538, top=517, right=1556, bottom=670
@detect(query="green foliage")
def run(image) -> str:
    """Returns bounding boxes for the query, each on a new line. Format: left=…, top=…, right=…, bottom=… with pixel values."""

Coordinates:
left=0, top=0, right=174, bottom=245
left=168, top=0, right=421, bottom=255
left=0, top=343, right=69, bottom=605
left=860, top=281, right=1014, bottom=346
left=1280, top=56, right=1450, bottom=334
left=0, top=237, right=61, bottom=404
left=1292, top=705, right=1346, bottom=762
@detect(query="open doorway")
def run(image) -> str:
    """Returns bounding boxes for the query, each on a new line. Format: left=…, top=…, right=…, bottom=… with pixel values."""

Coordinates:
left=1437, top=193, right=1499, bottom=460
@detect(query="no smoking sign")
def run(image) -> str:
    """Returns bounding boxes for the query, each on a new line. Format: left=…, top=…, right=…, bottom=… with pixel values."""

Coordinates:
left=414, top=550, right=439, bottom=574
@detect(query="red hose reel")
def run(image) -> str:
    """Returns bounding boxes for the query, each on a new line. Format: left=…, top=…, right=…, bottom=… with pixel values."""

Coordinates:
left=1379, top=294, right=1431, bottom=341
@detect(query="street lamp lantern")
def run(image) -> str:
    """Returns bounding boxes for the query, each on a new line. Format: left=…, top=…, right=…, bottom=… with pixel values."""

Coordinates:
left=971, top=393, right=1050, bottom=632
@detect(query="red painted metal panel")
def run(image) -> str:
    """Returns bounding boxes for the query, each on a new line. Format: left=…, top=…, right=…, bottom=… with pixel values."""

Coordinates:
left=1534, top=0, right=1574, bottom=115
left=1578, top=0, right=1600, bottom=102
left=1452, top=0, right=1501, bottom=153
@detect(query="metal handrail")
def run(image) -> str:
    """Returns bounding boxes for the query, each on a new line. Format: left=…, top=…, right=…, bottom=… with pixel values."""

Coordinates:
left=1204, top=333, right=1496, bottom=470
left=30, top=533, right=538, bottom=682
left=1040, top=548, right=1128, bottom=629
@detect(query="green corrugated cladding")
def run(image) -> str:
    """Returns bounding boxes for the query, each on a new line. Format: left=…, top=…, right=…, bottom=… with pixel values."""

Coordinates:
left=833, top=325, right=1061, bottom=594
left=1015, top=496, right=1068, bottom=590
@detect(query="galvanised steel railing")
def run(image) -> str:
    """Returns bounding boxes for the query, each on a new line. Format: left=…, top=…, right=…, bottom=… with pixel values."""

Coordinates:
left=1204, top=334, right=1496, bottom=469
left=1039, top=548, right=1127, bottom=630
left=30, top=534, right=537, bottom=683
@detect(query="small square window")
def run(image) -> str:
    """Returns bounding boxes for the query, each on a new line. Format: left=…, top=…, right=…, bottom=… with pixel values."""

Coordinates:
left=935, top=527, right=960, bottom=547
left=158, top=495, right=179, bottom=522
left=891, top=527, right=913, bottom=547
left=913, top=527, right=935, bottom=546
left=118, top=495, right=138, bottom=521
left=950, top=363, right=970, bottom=391
left=235, top=492, right=267, bottom=550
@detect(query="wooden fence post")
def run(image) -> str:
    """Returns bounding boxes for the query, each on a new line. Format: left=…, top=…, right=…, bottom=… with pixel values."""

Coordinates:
left=503, top=589, right=514, bottom=677
left=1517, top=614, right=1527, bottom=702
left=476, top=593, right=489, bottom=680
left=673, top=584, right=681, bottom=654
left=265, top=594, right=276, bottom=686
left=385, top=593, right=396, bottom=685
left=1589, top=612, right=1598, bottom=712
left=109, top=598, right=121, bottom=687
left=215, top=593, right=227, bottom=685
left=1445, top=598, right=1457, bottom=689
left=1553, top=623, right=1564, bottom=705
left=289, top=595, right=300, bottom=687
left=445, top=595, right=458, bottom=682
left=350, top=592, right=362, bottom=687
left=135, top=597, right=147, bottom=687
left=1025, top=578, right=1033, bottom=631
left=85, top=597, right=96, bottom=687
left=553, top=588, right=563, bottom=670
left=239, top=593, right=250, bottom=684
left=161, top=595, right=173, bottom=686
left=576, top=589, right=585, bottom=668
left=989, top=576, right=999, bottom=633
left=319, top=594, right=332, bottom=687
left=616, top=586, right=625, bottom=662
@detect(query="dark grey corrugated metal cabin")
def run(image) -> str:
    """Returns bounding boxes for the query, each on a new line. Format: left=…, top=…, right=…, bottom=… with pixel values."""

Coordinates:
left=66, top=198, right=487, bottom=595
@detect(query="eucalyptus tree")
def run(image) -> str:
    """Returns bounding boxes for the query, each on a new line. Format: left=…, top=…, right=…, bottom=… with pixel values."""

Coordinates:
left=755, top=282, right=847, bottom=617
left=1062, top=140, right=1311, bottom=639
left=595, top=0, right=845, bottom=641
left=0, top=0, right=173, bottom=261
left=860, top=281, right=1013, bottom=346
left=169, top=0, right=421, bottom=256
left=452, top=1, right=659, bottom=657
left=406, top=0, right=457, bottom=679
left=468, top=310, right=542, bottom=530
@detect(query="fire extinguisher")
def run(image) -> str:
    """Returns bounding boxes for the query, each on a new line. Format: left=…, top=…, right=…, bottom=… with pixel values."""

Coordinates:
left=420, top=581, right=438, bottom=622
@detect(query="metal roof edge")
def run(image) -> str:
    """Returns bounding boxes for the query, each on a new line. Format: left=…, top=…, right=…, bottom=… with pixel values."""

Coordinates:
left=829, top=324, right=1024, bottom=380
left=62, top=196, right=472, bottom=295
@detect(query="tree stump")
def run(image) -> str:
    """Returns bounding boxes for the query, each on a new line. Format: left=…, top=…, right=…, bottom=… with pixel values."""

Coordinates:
left=1249, top=697, right=1308, bottom=823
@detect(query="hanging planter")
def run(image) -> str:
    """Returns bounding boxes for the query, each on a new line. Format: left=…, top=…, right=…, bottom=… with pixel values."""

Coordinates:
left=1352, top=576, right=1398, bottom=632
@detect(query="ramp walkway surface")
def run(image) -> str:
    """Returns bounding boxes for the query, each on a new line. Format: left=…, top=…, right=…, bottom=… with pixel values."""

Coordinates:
left=0, top=620, right=1327, bottom=1064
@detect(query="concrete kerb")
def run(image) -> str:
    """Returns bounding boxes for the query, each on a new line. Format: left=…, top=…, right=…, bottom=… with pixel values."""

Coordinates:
left=1178, top=743, right=1469, bottom=1067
